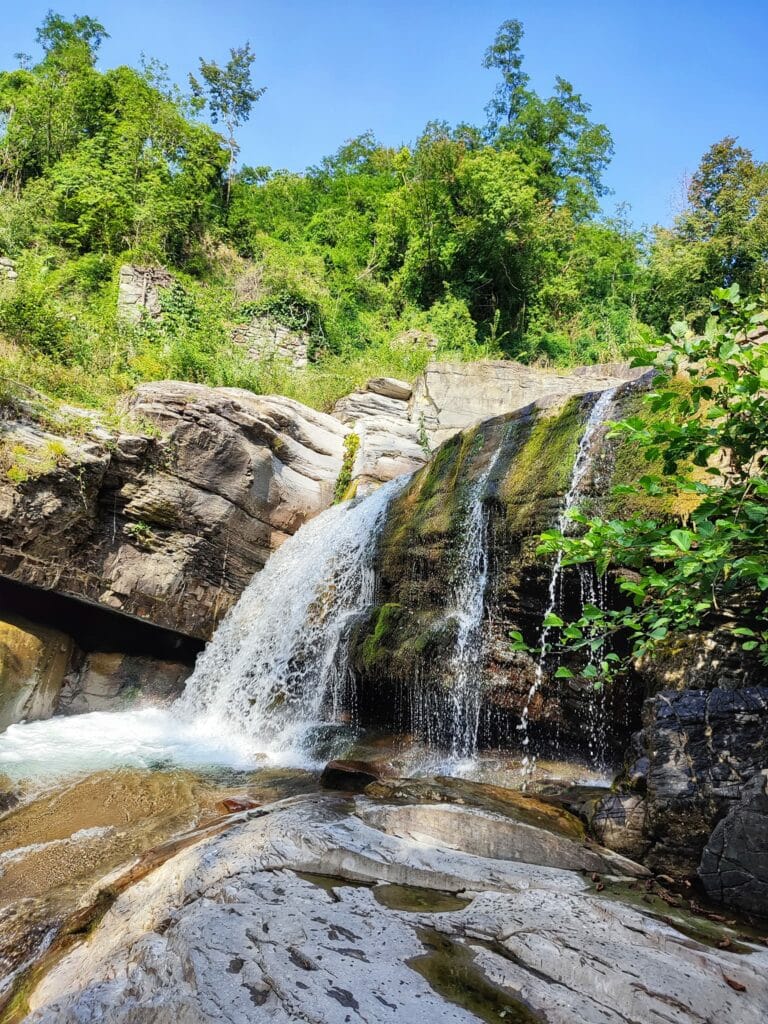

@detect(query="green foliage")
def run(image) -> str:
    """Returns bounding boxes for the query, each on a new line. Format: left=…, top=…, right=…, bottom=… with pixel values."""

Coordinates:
left=643, top=138, right=768, bottom=330
left=334, top=432, right=361, bottom=503
left=0, top=12, right=763, bottom=425
left=537, top=288, right=768, bottom=679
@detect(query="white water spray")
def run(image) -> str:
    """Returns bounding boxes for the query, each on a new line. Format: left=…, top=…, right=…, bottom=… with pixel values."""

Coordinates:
left=0, top=478, right=407, bottom=782
left=518, top=388, right=617, bottom=778
left=443, top=437, right=507, bottom=759
left=174, top=475, right=408, bottom=763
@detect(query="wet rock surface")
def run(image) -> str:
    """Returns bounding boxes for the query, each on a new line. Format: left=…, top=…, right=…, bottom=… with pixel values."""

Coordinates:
left=349, top=385, right=647, bottom=757
left=18, top=794, right=768, bottom=1024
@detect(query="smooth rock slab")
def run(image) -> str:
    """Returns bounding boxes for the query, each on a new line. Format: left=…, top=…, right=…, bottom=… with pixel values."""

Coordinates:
left=23, top=796, right=768, bottom=1024
left=359, top=799, right=650, bottom=877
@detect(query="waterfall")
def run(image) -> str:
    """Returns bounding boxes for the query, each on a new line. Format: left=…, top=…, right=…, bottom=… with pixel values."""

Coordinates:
left=518, top=388, right=617, bottom=777
left=174, top=475, right=408, bottom=764
left=443, top=438, right=506, bottom=759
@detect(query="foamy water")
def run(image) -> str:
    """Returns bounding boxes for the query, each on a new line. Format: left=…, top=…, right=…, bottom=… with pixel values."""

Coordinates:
left=0, top=707, right=265, bottom=785
left=0, top=482, right=409, bottom=786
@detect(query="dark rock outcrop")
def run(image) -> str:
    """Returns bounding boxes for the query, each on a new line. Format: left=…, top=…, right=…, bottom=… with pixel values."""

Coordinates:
left=699, top=770, right=768, bottom=916
left=349, top=382, right=648, bottom=756
left=608, top=688, right=768, bottom=878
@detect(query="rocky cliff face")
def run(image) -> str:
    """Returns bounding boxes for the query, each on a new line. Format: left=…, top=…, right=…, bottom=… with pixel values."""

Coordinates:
left=349, top=380, right=649, bottom=757
left=600, top=688, right=768, bottom=879
left=411, top=360, right=649, bottom=445
left=0, top=360, right=645, bottom=649
left=0, top=383, right=352, bottom=640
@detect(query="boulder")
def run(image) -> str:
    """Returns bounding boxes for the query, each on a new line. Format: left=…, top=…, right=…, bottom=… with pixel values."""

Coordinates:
left=333, top=389, right=412, bottom=424
left=699, top=770, right=768, bottom=916
left=590, top=792, right=649, bottom=860
left=0, top=615, right=73, bottom=730
left=366, top=377, right=412, bottom=401
left=630, top=687, right=768, bottom=876
left=23, top=795, right=768, bottom=1024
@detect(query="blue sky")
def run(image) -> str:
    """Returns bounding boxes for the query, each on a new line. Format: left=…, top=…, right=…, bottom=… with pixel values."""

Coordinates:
left=2, top=1, right=766, bottom=229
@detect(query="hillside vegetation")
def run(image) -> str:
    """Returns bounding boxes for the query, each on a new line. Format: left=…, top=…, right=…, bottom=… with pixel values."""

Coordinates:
left=0, top=14, right=766, bottom=414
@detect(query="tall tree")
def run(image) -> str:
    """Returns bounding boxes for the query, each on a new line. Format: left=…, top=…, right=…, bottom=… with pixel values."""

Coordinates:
left=644, top=138, right=768, bottom=328
left=482, top=19, right=530, bottom=132
left=36, top=11, right=108, bottom=65
left=189, top=44, right=265, bottom=202
left=482, top=20, right=613, bottom=217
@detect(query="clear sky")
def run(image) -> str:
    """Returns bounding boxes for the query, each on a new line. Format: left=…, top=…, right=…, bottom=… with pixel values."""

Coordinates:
left=1, top=1, right=766, bottom=229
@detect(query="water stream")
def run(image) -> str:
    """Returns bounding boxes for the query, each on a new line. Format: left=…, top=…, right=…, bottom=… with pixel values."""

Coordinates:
left=0, top=478, right=407, bottom=783
left=517, top=388, right=617, bottom=779
left=443, top=438, right=507, bottom=760
left=0, top=392, right=617, bottom=787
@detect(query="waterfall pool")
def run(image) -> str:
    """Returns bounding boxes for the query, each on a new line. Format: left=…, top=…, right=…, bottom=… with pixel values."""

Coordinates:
left=0, top=708, right=262, bottom=787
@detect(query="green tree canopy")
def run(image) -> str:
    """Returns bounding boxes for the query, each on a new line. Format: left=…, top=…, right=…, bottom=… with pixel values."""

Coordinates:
left=643, top=138, right=768, bottom=328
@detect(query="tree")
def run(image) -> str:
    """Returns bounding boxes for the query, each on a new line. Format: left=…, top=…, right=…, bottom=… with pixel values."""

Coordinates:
left=35, top=11, right=108, bottom=63
left=189, top=44, right=265, bottom=202
left=643, top=139, right=768, bottom=328
left=482, top=19, right=530, bottom=132
left=536, top=287, right=768, bottom=687
left=482, top=20, right=613, bottom=218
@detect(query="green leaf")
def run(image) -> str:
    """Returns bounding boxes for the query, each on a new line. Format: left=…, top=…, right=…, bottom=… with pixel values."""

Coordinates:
left=543, top=612, right=564, bottom=629
left=669, top=529, right=694, bottom=551
left=554, top=666, right=574, bottom=679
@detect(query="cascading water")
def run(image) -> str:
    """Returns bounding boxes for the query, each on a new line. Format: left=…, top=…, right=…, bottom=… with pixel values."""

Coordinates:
left=407, top=431, right=508, bottom=766
left=174, top=474, right=408, bottom=763
left=518, top=387, right=617, bottom=778
left=442, top=438, right=506, bottom=760
left=0, top=477, right=407, bottom=782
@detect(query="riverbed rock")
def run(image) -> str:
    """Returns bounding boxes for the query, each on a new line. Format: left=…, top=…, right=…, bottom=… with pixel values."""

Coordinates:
left=23, top=795, right=768, bottom=1024
left=699, top=769, right=768, bottom=916
left=319, top=758, right=392, bottom=792
left=358, top=799, right=649, bottom=877
left=0, top=616, right=73, bottom=730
